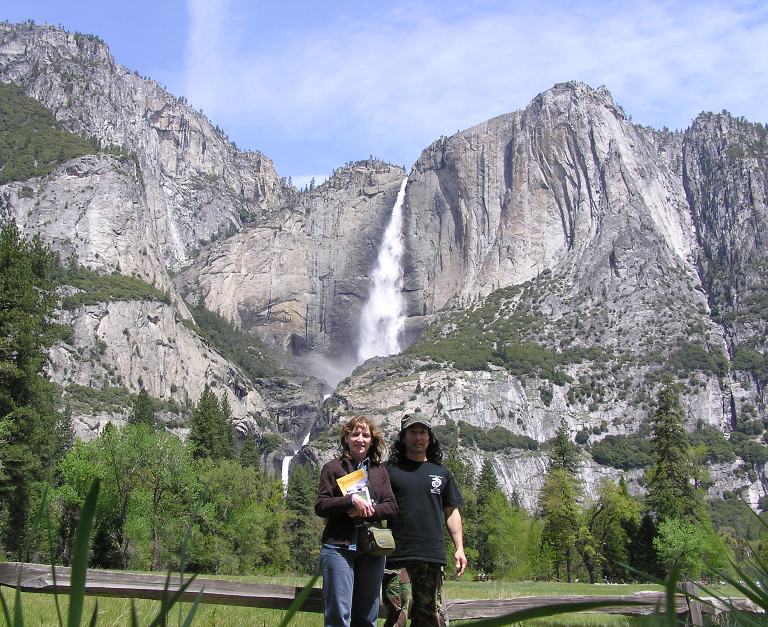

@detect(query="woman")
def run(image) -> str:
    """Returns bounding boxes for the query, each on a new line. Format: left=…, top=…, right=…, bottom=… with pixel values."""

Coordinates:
left=315, top=415, right=397, bottom=627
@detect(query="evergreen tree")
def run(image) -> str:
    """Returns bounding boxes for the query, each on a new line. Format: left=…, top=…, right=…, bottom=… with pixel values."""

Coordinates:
left=476, top=458, right=505, bottom=574
left=645, top=383, right=700, bottom=523
left=285, top=463, right=322, bottom=573
left=443, top=447, right=480, bottom=568
left=538, top=468, right=582, bottom=582
left=0, top=221, right=63, bottom=555
left=188, top=386, right=234, bottom=460
left=239, top=435, right=261, bottom=468
left=538, top=420, right=587, bottom=582
left=548, top=419, right=582, bottom=474
left=476, top=458, right=501, bottom=509
left=128, top=387, right=155, bottom=428
left=57, top=402, right=75, bottom=455
left=217, top=393, right=236, bottom=460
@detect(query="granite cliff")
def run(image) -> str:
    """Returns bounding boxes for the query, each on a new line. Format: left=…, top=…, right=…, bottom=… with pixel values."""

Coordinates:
left=1, top=22, right=766, bottom=507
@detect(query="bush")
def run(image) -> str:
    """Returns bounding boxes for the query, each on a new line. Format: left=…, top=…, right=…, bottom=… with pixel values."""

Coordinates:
left=688, top=424, right=736, bottom=463
left=589, top=434, right=655, bottom=470
left=666, top=342, right=729, bottom=378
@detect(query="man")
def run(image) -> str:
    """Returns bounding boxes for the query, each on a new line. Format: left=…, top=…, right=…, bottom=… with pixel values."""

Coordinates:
left=383, top=413, right=467, bottom=626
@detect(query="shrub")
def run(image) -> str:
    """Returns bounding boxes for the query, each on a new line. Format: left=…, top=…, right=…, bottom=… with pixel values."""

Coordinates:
left=589, top=433, right=654, bottom=470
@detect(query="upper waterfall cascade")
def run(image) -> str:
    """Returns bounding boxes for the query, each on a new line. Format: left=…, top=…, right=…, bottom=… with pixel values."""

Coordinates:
left=357, top=178, right=408, bottom=363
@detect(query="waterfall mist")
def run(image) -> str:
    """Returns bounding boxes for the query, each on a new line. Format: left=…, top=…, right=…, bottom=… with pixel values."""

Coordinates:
left=357, top=178, right=408, bottom=363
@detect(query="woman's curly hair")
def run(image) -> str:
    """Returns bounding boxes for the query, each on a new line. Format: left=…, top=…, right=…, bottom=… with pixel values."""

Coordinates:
left=339, top=415, right=385, bottom=465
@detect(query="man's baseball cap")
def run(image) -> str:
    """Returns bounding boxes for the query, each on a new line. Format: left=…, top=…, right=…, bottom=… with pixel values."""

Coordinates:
left=401, top=413, right=431, bottom=431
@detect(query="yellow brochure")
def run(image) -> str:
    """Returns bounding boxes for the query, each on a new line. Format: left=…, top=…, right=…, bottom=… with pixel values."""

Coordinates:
left=336, top=467, right=367, bottom=495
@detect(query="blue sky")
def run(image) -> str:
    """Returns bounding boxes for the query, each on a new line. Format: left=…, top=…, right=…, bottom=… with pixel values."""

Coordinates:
left=3, top=1, right=767, bottom=188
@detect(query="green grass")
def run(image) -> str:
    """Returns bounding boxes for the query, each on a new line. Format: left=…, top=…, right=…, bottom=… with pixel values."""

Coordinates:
left=2, top=593, right=652, bottom=626
left=1, top=595, right=322, bottom=627
left=3, top=578, right=666, bottom=626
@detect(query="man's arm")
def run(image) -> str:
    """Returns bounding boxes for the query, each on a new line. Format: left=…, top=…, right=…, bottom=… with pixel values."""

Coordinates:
left=444, top=506, right=467, bottom=577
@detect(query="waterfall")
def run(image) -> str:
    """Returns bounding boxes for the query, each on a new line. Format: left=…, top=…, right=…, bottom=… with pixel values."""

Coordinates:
left=357, top=178, right=408, bottom=362
left=281, top=431, right=312, bottom=494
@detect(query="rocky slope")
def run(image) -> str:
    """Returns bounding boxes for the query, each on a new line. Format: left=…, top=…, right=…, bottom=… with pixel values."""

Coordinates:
left=0, top=21, right=291, bottom=272
left=1, top=22, right=765, bottom=507
left=315, top=83, right=767, bottom=507
left=175, top=161, right=407, bottom=382
left=1, top=154, right=186, bottom=312
left=0, top=22, right=322, bottom=450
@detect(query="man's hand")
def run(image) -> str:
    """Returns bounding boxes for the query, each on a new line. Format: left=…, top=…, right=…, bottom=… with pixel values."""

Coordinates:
left=444, top=507, right=467, bottom=577
left=454, top=548, right=467, bottom=577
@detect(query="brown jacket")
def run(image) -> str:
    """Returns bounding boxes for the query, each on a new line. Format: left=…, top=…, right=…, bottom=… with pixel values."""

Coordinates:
left=315, top=458, right=397, bottom=547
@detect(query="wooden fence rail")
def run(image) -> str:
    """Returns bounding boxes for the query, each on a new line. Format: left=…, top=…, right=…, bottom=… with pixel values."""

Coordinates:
left=0, top=562, right=758, bottom=623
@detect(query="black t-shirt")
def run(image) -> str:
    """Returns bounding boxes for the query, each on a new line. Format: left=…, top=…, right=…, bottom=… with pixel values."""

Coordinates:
left=385, top=458, right=463, bottom=564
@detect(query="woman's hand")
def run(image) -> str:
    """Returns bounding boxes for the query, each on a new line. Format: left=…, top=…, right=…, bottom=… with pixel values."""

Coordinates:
left=347, top=493, right=375, bottom=518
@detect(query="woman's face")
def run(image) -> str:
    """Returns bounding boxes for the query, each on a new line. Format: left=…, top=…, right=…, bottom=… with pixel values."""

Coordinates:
left=345, top=423, right=372, bottom=462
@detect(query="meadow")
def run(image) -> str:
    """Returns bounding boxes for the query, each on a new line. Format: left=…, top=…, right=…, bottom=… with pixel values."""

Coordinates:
left=4, top=576, right=668, bottom=626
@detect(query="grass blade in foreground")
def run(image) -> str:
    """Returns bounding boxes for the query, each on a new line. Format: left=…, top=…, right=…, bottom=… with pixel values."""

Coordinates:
left=277, top=572, right=321, bottom=627
left=0, top=590, right=13, bottom=626
left=146, top=573, right=201, bottom=627
left=68, top=478, right=100, bottom=627
left=87, top=601, right=99, bottom=627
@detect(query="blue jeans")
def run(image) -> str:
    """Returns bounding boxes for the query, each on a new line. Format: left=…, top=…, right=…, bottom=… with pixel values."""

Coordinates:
left=319, top=544, right=386, bottom=627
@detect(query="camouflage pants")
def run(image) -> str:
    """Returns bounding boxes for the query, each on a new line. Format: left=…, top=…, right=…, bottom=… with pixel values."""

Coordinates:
left=382, top=562, right=446, bottom=627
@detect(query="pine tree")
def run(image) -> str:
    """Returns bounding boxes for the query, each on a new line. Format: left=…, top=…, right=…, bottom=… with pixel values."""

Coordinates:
left=645, top=383, right=700, bottom=523
left=285, top=463, right=322, bottom=573
left=538, top=420, right=587, bottom=582
left=476, top=458, right=502, bottom=509
left=239, top=435, right=261, bottom=468
left=56, top=401, right=75, bottom=455
left=444, top=447, right=480, bottom=568
left=189, top=385, right=222, bottom=459
left=217, top=393, right=236, bottom=460
left=0, top=221, right=63, bottom=555
left=476, top=458, right=506, bottom=574
left=538, top=468, right=582, bottom=582
left=548, top=419, right=582, bottom=474
left=128, top=387, right=155, bottom=428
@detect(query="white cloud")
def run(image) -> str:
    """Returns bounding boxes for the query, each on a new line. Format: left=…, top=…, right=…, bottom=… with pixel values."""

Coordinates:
left=184, top=0, right=768, bottom=175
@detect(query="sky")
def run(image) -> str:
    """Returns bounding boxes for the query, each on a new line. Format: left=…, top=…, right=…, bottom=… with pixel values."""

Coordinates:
left=3, top=0, right=767, bottom=188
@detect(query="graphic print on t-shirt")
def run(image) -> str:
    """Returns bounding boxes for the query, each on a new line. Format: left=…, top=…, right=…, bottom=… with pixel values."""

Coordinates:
left=429, top=474, right=443, bottom=494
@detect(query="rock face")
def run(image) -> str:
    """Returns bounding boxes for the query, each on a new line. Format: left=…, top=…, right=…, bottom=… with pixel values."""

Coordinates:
left=402, top=83, right=696, bottom=315
left=0, top=154, right=187, bottom=314
left=1, top=23, right=766, bottom=505
left=48, top=299, right=267, bottom=435
left=0, top=22, right=290, bottom=271
left=317, top=83, right=767, bottom=508
left=176, top=162, right=407, bottom=382
left=683, top=113, right=768, bottom=355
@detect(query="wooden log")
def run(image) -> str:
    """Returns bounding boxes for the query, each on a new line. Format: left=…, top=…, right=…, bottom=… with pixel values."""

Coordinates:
left=0, top=562, right=324, bottom=612
left=444, top=593, right=679, bottom=619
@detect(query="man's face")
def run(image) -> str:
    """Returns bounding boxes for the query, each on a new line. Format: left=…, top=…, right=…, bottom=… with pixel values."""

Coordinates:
left=403, top=425, right=430, bottom=461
